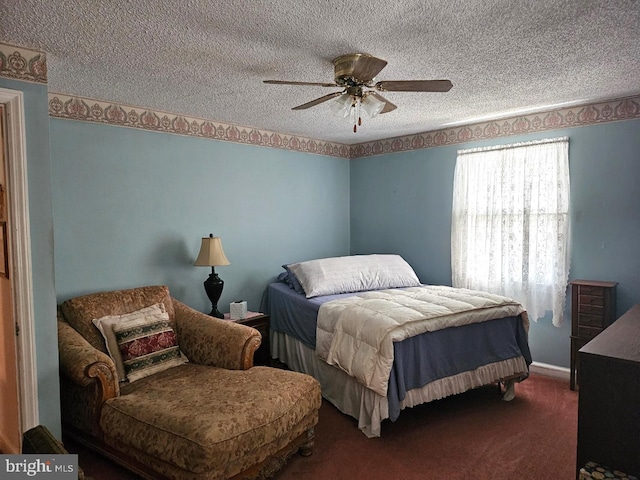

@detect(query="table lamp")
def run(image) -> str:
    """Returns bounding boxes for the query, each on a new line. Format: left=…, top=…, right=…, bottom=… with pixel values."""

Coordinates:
left=194, top=234, right=230, bottom=318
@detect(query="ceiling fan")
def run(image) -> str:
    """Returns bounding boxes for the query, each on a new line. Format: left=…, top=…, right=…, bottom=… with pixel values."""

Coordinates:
left=264, top=53, right=453, bottom=132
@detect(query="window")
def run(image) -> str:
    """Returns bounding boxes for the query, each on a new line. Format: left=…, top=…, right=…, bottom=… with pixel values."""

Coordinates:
left=451, top=137, right=570, bottom=326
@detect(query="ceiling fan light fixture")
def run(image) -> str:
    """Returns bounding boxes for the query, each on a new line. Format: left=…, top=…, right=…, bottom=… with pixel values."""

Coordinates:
left=361, top=93, right=385, bottom=118
left=329, top=92, right=353, bottom=118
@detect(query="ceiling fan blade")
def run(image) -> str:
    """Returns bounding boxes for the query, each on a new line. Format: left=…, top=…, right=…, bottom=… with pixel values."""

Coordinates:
left=292, top=91, right=344, bottom=110
left=334, top=53, right=388, bottom=84
left=263, top=80, right=338, bottom=87
left=351, top=55, right=388, bottom=83
left=370, top=93, right=397, bottom=114
left=375, top=80, right=453, bottom=92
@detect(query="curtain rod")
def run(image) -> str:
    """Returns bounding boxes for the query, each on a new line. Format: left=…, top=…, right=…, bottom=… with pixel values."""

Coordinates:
left=457, top=136, right=568, bottom=155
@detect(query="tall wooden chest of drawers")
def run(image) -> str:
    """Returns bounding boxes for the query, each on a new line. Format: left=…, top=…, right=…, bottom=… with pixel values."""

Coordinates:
left=570, top=279, right=617, bottom=390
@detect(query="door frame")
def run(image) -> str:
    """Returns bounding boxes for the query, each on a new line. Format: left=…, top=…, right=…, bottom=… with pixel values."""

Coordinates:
left=0, top=87, right=39, bottom=431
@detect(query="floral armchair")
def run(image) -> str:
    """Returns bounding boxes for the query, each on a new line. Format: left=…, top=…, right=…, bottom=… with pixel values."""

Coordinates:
left=57, top=285, right=321, bottom=480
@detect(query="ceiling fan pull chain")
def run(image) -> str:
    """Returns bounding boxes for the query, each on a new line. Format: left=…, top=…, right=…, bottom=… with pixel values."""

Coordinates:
left=354, top=98, right=361, bottom=132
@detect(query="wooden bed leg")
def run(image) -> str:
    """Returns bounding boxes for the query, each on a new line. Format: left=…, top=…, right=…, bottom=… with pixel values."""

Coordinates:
left=502, top=380, right=516, bottom=401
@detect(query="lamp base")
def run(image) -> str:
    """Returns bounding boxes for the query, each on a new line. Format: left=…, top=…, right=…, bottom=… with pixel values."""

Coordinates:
left=203, top=272, right=224, bottom=319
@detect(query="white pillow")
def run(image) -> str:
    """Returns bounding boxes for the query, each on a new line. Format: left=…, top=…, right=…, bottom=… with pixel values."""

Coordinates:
left=287, top=254, right=421, bottom=298
left=92, top=303, right=168, bottom=382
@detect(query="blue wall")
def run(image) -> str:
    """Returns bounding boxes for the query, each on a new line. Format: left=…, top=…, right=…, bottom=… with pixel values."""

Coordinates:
left=350, top=118, right=640, bottom=368
left=0, top=79, right=60, bottom=436
left=51, top=115, right=640, bottom=370
left=50, top=119, right=351, bottom=313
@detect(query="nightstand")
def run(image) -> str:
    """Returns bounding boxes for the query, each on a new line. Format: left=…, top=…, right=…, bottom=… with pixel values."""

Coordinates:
left=224, top=312, right=270, bottom=366
left=569, top=280, right=617, bottom=390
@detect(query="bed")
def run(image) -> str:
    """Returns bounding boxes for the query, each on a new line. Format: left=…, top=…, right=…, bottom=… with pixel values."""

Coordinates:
left=265, top=254, right=532, bottom=437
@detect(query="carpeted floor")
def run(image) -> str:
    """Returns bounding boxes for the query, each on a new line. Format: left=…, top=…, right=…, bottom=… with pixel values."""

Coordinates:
left=64, top=373, right=578, bottom=479
left=276, top=373, right=577, bottom=479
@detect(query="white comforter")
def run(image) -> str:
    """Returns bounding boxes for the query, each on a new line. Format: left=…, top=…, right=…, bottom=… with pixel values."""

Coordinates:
left=316, top=285, right=527, bottom=397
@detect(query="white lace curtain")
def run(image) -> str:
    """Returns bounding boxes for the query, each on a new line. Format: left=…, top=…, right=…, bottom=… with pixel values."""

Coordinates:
left=451, top=137, right=570, bottom=326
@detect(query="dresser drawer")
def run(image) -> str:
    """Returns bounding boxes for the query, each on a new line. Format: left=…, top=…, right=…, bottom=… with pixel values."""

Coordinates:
left=578, top=313, right=605, bottom=328
left=578, top=285, right=605, bottom=296
left=577, top=303, right=604, bottom=316
left=578, top=294, right=604, bottom=306
left=576, top=325, right=602, bottom=339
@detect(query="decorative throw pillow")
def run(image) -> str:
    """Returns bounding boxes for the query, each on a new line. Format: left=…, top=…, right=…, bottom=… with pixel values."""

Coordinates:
left=112, top=313, right=187, bottom=382
left=92, top=303, right=168, bottom=382
left=287, top=254, right=421, bottom=298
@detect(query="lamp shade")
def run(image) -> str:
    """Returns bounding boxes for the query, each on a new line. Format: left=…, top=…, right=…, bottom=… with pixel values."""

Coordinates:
left=194, top=236, right=230, bottom=267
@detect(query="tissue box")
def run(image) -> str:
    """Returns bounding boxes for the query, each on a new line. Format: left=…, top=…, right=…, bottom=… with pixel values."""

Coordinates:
left=230, top=301, right=248, bottom=320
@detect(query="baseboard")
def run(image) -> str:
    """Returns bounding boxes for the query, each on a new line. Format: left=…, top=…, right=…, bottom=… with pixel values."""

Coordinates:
left=530, top=361, right=570, bottom=381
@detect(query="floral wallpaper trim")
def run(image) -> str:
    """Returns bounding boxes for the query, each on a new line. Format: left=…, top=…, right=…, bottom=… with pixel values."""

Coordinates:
left=0, top=42, right=47, bottom=84
left=47, top=93, right=352, bottom=158
left=352, top=95, right=640, bottom=158
left=48, top=92, right=640, bottom=159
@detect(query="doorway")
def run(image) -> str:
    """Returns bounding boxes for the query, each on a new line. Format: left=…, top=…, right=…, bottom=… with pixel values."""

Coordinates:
left=0, top=87, right=39, bottom=453
left=0, top=104, right=20, bottom=453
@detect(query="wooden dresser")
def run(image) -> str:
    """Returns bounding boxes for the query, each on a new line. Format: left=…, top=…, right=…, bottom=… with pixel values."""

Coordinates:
left=576, top=304, right=640, bottom=477
left=569, top=280, right=617, bottom=390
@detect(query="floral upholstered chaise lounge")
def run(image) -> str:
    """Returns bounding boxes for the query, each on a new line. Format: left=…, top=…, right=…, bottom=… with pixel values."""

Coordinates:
left=57, top=285, right=321, bottom=480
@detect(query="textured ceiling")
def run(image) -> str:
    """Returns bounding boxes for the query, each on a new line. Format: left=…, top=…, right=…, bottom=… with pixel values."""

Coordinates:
left=2, top=0, right=640, bottom=145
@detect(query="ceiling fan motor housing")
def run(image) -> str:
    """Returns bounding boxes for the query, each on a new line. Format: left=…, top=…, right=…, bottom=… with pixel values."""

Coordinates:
left=333, top=53, right=387, bottom=86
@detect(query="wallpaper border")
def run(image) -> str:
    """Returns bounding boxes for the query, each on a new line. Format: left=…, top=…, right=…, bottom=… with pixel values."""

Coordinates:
left=352, top=95, right=640, bottom=158
left=47, top=92, right=351, bottom=158
left=0, top=43, right=47, bottom=84
left=48, top=93, right=640, bottom=158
